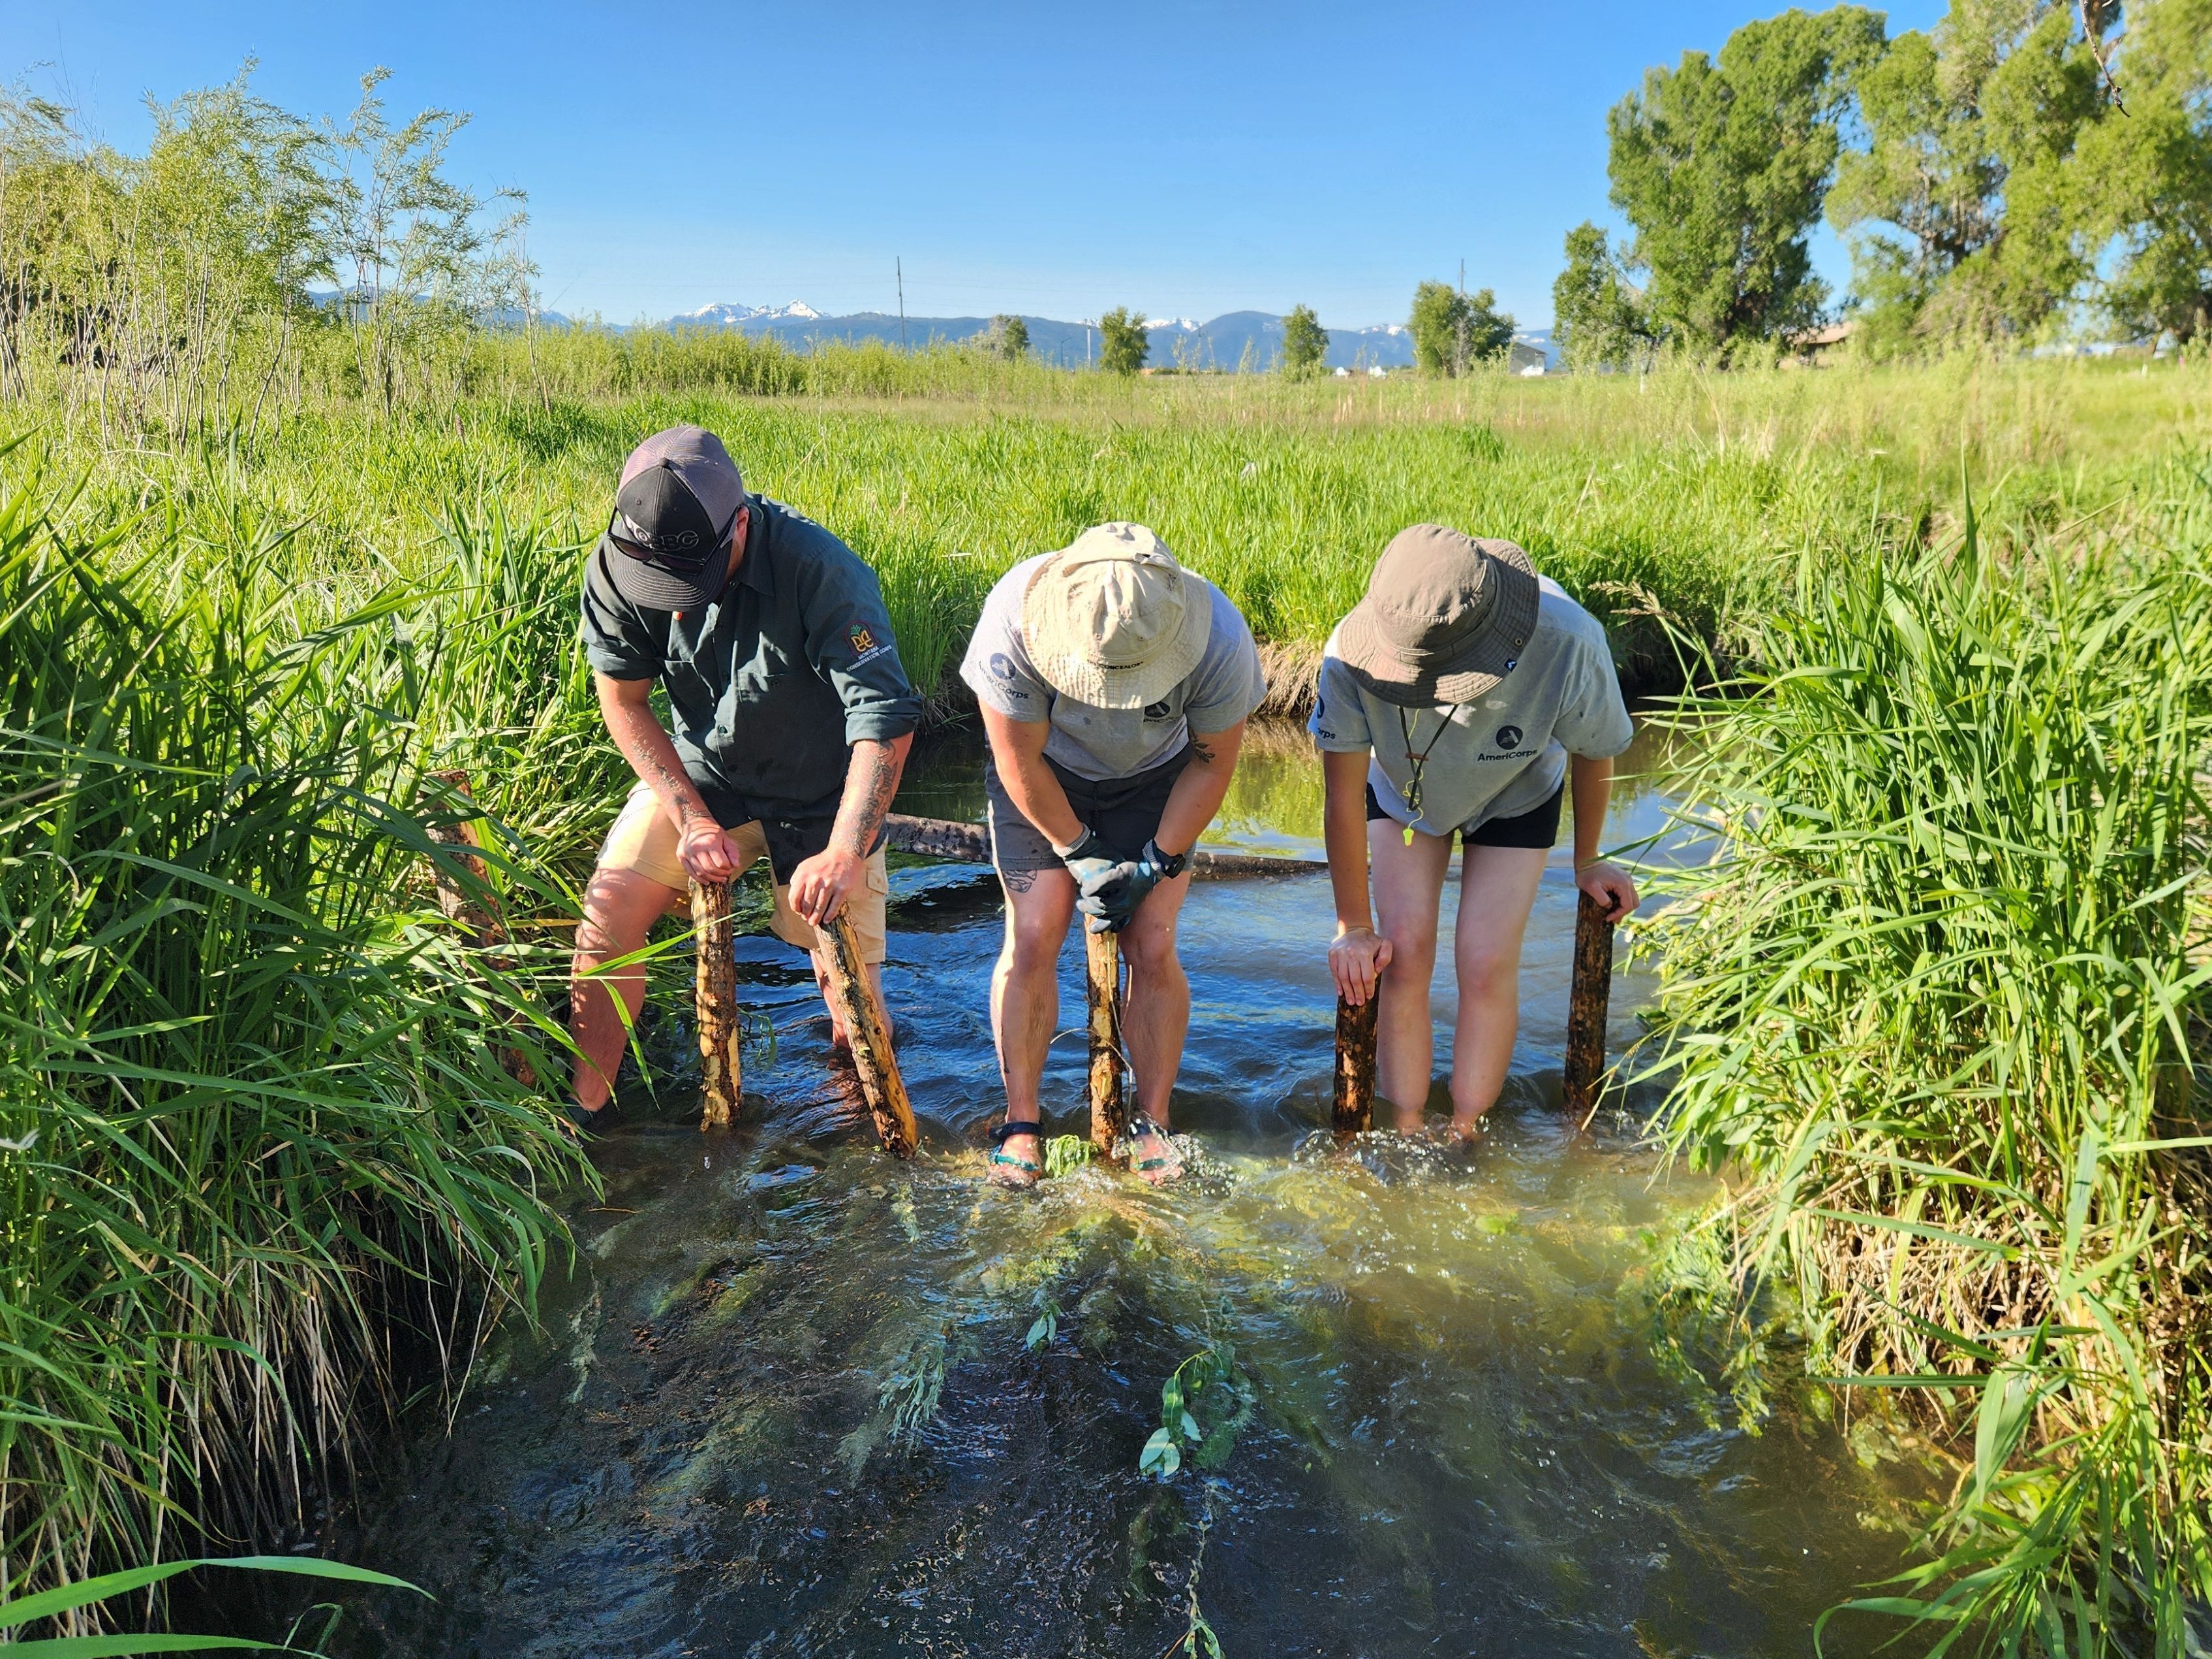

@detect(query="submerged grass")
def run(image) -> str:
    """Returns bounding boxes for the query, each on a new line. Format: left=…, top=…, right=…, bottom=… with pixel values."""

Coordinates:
left=1638, top=461, right=2212, bottom=1653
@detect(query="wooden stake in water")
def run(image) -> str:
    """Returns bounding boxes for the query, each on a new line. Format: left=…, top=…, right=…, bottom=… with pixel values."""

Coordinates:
left=425, top=769, right=500, bottom=941
left=1563, top=891, right=1617, bottom=1122
left=690, top=877, right=741, bottom=1130
left=1332, top=991, right=1379, bottom=1136
left=817, top=909, right=918, bottom=1159
left=1086, top=926, right=1128, bottom=1157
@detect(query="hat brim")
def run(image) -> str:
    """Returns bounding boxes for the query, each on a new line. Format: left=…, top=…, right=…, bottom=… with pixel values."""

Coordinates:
left=1336, top=542, right=1540, bottom=707
left=598, top=532, right=732, bottom=613
left=1021, top=561, right=1215, bottom=711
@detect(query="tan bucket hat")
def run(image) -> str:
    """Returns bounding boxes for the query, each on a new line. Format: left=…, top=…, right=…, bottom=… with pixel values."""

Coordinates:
left=1020, top=523, right=1212, bottom=709
left=1336, top=525, right=1541, bottom=705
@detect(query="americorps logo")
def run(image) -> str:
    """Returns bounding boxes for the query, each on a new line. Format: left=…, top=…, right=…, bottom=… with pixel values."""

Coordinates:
left=1496, top=725, right=1523, bottom=750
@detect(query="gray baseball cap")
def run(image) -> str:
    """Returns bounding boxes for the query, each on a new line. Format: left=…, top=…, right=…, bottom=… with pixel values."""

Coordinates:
left=601, top=425, right=748, bottom=611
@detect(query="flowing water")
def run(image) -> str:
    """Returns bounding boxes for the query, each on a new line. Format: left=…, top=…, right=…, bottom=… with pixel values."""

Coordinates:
left=320, top=727, right=1929, bottom=1656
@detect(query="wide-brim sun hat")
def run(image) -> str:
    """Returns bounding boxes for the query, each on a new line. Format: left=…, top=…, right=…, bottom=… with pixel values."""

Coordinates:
left=1019, top=523, right=1212, bottom=710
left=1336, top=524, right=1540, bottom=706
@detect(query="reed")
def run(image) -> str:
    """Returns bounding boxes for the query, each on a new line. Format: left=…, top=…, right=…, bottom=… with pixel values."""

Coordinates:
left=1638, top=463, right=2212, bottom=1654
left=0, top=442, right=592, bottom=1625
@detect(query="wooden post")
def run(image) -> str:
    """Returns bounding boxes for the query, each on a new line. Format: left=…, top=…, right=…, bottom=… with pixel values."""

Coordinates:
left=1086, top=926, right=1128, bottom=1157
left=425, top=769, right=501, bottom=941
left=690, top=878, right=741, bottom=1130
left=818, top=909, right=918, bottom=1159
left=1332, top=992, right=1379, bottom=1136
left=1563, top=891, right=1617, bottom=1121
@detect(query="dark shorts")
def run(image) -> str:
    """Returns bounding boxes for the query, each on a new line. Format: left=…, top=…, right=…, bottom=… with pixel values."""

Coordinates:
left=1366, top=782, right=1563, bottom=849
left=986, top=746, right=1193, bottom=875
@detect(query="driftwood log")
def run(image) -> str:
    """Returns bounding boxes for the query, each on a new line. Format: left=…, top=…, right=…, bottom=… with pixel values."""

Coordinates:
left=1086, top=926, right=1128, bottom=1157
left=887, top=814, right=1322, bottom=878
left=818, top=910, right=919, bottom=1158
left=1332, top=991, right=1379, bottom=1136
left=690, top=878, right=742, bottom=1130
left=1562, top=891, right=1618, bottom=1121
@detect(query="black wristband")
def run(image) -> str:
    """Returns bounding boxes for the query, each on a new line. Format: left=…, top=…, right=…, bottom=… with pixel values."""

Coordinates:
left=1143, top=838, right=1188, bottom=880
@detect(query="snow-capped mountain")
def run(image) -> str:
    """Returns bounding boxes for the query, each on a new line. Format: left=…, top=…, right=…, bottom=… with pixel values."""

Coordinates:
left=675, top=301, right=822, bottom=327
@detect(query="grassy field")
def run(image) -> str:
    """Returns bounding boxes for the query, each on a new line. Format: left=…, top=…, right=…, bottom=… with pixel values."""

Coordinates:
left=5, top=346, right=2209, bottom=1643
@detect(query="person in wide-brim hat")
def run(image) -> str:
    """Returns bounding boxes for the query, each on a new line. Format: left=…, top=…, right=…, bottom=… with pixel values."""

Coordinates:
left=959, top=523, right=1268, bottom=1189
left=1308, top=523, right=1642, bottom=1139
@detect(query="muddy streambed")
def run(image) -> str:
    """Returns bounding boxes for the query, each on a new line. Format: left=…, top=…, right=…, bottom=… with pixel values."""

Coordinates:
left=313, top=728, right=1928, bottom=1656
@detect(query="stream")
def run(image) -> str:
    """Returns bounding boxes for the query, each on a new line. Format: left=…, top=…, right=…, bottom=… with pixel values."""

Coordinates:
left=317, top=725, right=1927, bottom=1656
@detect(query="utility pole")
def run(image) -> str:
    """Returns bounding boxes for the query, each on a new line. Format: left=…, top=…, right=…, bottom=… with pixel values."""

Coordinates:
left=897, top=257, right=908, bottom=351
left=1456, top=257, right=1468, bottom=378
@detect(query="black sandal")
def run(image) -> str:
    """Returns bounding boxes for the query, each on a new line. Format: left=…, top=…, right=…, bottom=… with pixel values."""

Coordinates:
left=987, top=1117, right=1045, bottom=1187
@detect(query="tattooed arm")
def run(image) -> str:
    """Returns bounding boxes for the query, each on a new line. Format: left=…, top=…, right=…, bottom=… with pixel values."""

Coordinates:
left=597, top=671, right=743, bottom=881
left=788, top=734, right=913, bottom=925
left=1152, top=719, right=1247, bottom=859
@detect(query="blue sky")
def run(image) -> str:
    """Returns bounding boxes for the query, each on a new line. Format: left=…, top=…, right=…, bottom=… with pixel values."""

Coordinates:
left=5, top=1, right=1944, bottom=331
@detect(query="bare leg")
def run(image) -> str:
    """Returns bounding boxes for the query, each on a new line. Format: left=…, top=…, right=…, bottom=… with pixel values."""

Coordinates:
left=571, top=866, right=687, bottom=1116
left=1447, top=844, right=1549, bottom=1133
left=1118, top=872, right=1193, bottom=1127
left=1369, top=820, right=1455, bottom=1131
left=988, top=866, right=1076, bottom=1180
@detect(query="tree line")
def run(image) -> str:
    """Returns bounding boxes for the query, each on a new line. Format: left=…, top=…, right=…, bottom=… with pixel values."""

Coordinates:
left=1552, top=0, right=2212, bottom=367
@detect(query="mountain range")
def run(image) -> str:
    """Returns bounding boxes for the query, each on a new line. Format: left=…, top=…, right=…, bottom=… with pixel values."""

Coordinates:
left=653, top=301, right=1554, bottom=371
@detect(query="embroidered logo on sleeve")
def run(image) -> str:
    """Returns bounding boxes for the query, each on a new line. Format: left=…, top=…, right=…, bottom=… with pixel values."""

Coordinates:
left=986, top=651, right=1029, bottom=699
left=847, top=621, right=890, bottom=666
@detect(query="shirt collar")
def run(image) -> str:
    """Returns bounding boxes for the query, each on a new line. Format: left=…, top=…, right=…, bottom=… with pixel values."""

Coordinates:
left=731, top=495, right=775, bottom=598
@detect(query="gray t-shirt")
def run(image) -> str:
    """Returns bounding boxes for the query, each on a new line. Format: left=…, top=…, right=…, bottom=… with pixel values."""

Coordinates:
left=1308, top=575, right=1633, bottom=834
left=960, top=553, right=1268, bottom=780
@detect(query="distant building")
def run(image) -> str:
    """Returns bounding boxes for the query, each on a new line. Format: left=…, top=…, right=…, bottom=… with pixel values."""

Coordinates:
left=1784, top=322, right=1853, bottom=366
left=1507, top=342, right=1546, bottom=376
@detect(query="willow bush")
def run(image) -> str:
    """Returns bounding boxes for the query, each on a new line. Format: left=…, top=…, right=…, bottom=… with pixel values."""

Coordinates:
left=1640, top=467, right=2212, bottom=1653
left=0, top=444, right=592, bottom=1624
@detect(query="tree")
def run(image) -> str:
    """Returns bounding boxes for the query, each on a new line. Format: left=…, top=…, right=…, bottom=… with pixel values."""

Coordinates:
left=1606, top=5, right=1886, bottom=359
left=1551, top=222, right=1655, bottom=367
left=1280, top=303, right=1328, bottom=377
left=1098, top=305, right=1148, bottom=374
left=981, top=312, right=1029, bottom=358
left=2071, top=0, right=2212, bottom=344
left=1407, top=281, right=1514, bottom=374
left=1828, top=1, right=2106, bottom=352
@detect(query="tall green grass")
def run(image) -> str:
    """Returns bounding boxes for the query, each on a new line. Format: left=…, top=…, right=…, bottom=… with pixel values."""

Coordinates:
left=0, top=444, right=592, bottom=1626
left=1639, top=465, right=2212, bottom=1653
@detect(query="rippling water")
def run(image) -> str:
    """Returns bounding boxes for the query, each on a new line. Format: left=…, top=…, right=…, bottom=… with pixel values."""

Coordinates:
left=321, top=727, right=1925, bottom=1656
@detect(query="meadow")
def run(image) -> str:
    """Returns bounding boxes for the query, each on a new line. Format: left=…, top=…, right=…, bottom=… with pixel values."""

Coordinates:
left=4, top=339, right=2209, bottom=1650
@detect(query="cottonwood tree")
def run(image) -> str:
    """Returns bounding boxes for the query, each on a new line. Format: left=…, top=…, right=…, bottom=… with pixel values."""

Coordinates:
left=1098, top=305, right=1148, bottom=374
left=1551, top=222, right=1655, bottom=368
left=1606, top=5, right=1885, bottom=360
left=1280, top=303, right=1328, bottom=377
left=1828, top=0, right=2106, bottom=352
left=1408, top=282, right=1513, bottom=374
left=2070, top=0, right=2212, bottom=346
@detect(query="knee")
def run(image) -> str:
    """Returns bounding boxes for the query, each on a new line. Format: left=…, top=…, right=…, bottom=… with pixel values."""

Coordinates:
left=1456, top=942, right=1520, bottom=1002
left=1381, top=922, right=1437, bottom=978
left=1119, top=923, right=1180, bottom=977
left=1002, top=919, right=1066, bottom=977
left=574, top=872, right=658, bottom=963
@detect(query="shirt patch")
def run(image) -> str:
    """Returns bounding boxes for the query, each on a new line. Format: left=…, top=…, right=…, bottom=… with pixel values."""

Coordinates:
left=848, top=620, right=889, bottom=666
left=1496, top=725, right=1524, bottom=750
left=1142, top=699, right=1173, bottom=721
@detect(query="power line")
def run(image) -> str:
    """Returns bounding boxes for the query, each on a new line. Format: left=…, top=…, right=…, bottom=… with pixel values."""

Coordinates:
left=896, top=257, right=907, bottom=351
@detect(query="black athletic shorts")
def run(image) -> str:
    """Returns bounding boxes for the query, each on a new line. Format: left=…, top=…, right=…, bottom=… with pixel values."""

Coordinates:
left=985, top=745, right=1193, bottom=874
left=1366, top=781, right=1563, bottom=849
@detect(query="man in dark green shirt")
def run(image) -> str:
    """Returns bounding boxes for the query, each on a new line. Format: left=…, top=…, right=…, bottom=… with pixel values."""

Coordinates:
left=572, top=425, right=922, bottom=1127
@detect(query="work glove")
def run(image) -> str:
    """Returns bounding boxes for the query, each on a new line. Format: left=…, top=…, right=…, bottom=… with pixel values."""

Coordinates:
left=1054, top=827, right=1117, bottom=892
left=1077, top=838, right=1184, bottom=934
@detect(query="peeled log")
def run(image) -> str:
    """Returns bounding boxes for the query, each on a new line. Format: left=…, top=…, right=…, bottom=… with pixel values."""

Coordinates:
left=1562, top=891, right=1617, bottom=1121
left=690, top=878, right=741, bottom=1130
left=1332, top=992, right=1378, bottom=1136
left=885, top=813, right=1321, bottom=879
left=1086, top=927, right=1128, bottom=1157
left=818, top=910, right=918, bottom=1159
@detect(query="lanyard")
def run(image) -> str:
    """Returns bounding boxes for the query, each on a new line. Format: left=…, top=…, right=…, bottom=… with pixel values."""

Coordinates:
left=1396, top=705, right=1449, bottom=845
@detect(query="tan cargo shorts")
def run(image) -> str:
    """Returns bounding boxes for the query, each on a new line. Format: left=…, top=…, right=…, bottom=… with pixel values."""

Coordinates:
left=596, top=781, right=890, bottom=965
